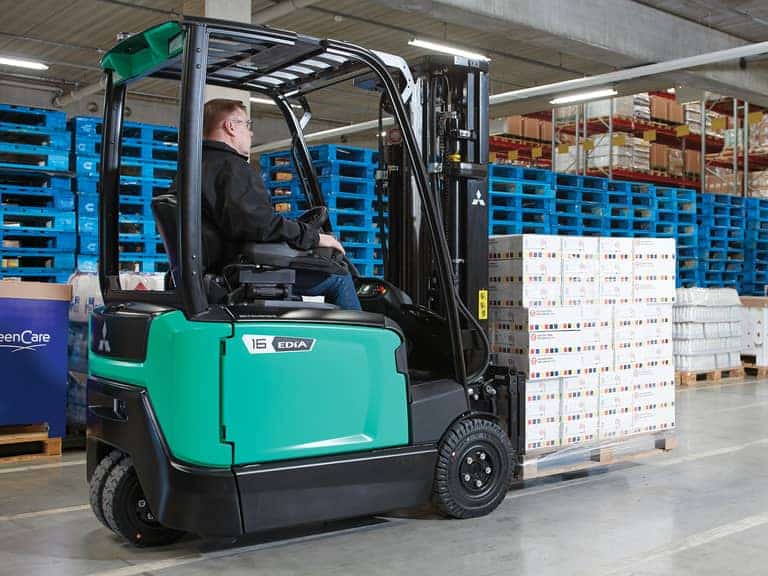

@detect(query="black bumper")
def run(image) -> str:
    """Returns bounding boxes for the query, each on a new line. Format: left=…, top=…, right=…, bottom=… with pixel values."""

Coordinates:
left=87, top=377, right=243, bottom=538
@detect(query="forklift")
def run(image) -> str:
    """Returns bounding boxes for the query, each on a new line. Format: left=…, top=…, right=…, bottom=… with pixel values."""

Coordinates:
left=87, top=17, right=522, bottom=547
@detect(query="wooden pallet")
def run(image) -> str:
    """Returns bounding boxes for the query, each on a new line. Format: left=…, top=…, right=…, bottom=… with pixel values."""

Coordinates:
left=0, top=424, right=62, bottom=464
left=741, top=355, right=768, bottom=378
left=518, top=433, right=676, bottom=480
left=675, top=367, right=745, bottom=387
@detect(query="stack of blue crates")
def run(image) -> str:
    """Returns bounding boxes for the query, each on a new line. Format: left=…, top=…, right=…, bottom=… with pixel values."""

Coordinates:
left=488, top=164, right=554, bottom=235
left=0, top=104, right=74, bottom=282
left=550, top=173, right=607, bottom=236
left=653, top=186, right=698, bottom=287
left=697, top=193, right=745, bottom=288
left=742, top=197, right=768, bottom=295
left=70, top=116, right=177, bottom=273
left=259, top=145, right=383, bottom=276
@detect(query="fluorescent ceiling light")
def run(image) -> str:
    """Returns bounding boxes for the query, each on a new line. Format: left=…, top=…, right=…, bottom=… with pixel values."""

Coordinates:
left=250, top=96, right=302, bottom=109
left=408, top=39, right=490, bottom=62
left=549, top=88, right=617, bottom=105
left=0, top=56, right=48, bottom=70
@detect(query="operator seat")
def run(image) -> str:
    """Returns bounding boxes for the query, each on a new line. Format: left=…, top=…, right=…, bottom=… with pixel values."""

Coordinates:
left=151, top=194, right=347, bottom=307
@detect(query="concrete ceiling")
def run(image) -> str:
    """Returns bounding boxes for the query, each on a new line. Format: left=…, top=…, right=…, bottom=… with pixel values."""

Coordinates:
left=0, top=0, right=766, bottom=132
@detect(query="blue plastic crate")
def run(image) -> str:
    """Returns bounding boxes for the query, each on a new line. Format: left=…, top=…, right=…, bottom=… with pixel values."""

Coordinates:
left=489, top=220, right=549, bottom=235
left=0, top=170, right=70, bottom=190
left=489, top=178, right=553, bottom=197
left=77, top=253, right=169, bottom=273
left=0, top=104, right=66, bottom=130
left=70, top=116, right=177, bottom=144
left=308, top=144, right=377, bottom=164
left=74, top=136, right=178, bottom=162
left=77, top=193, right=153, bottom=219
left=0, top=184, right=74, bottom=211
left=0, top=249, right=75, bottom=272
left=0, top=142, right=69, bottom=172
left=556, top=173, right=606, bottom=190
left=490, top=164, right=553, bottom=183
left=78, top=215, right=155, bottom=237
left=265, top=159, right=376, bottom=180
left=74, top=175, right=173, bottom=197
left=317, top=176, right=376, bottom=197
left=1, top=205, right=75, bottom=232
left=74, top=155, right=177, bottom=180
left=0, top=123, right=71, bottom=150
left=0, top=268, right=72, bottom=282
left=78, top=234, right=165, bottom=256
left=0, top=228, right=75, bottom=251
left=337, top=229, right=379, bottom=245
left=491, top=210, right=549, bottom=227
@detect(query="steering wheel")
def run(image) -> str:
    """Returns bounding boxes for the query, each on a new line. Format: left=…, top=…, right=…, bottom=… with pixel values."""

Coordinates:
left=297, top=206, right=329, bottom=229
left=297, top=206, right=362, bottom=277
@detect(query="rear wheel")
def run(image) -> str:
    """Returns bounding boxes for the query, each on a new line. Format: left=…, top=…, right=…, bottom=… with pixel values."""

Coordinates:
left=102, top=457, right=184, bottom=547
left=432, top=418, right=514, bottom=519
left=89, top=449, right=125, bottom=529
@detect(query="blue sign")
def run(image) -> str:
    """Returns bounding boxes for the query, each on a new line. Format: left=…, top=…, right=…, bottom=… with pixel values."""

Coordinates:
left=0, top=297, right=69, bottom=437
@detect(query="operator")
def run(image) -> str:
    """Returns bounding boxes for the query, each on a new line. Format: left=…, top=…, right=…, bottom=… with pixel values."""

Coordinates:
left=197, top=98, right=361, bottom=310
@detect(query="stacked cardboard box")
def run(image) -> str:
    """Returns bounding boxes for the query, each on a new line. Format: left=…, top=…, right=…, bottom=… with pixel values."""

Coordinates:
left=489, top=235, right=676, bottom=452
left=741, top=297, right=768, bottom=365
left=749, top=115, right=768, bottom=151
left=749, top=171, right=768, bottom=198
left=495, top=115, right=553, bottom=142
left=684, top=103, right=725, bottom=137
left=588, top=133, right=650, bottom=172
left=673, top=288, right=742, bottom=373
left=706, top=167, right=744, bottom=195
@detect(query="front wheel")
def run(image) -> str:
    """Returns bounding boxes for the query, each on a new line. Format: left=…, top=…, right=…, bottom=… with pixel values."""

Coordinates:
left=432, top=418, right=515, bottom=519
left=102, top=457, right=185, bottom=547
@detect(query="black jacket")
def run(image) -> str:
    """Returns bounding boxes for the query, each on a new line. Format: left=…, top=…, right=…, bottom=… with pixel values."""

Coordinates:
left=187, top=140, right=319, bottom=273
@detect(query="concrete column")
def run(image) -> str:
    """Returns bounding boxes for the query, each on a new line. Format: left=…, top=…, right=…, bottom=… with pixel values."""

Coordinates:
left=183, top=0, right=251, bottom=114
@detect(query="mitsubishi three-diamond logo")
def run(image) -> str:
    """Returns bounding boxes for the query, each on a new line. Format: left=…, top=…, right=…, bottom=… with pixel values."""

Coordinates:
left=97, top=323, right=111, bottom=353
left=472, top=190, right=486, bottom=206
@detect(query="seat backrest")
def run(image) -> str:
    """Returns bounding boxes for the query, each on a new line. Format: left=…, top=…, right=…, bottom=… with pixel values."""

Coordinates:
left=151, top=194, right=180, bottom=286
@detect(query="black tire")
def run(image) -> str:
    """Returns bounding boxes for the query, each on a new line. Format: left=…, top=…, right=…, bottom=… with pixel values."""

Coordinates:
left=432, top=417, right=515, bottom=519
left=89, top=449, right=125, bottom=529
left=102, top=457, right=185, bottom=547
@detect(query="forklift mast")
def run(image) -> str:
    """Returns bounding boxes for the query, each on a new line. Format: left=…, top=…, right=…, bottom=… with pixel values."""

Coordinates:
left=382, top=55, right=489, bottom=328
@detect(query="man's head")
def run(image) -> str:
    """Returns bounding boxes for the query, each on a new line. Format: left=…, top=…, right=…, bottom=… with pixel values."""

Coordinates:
left=203, top=99, right=252, bottom=157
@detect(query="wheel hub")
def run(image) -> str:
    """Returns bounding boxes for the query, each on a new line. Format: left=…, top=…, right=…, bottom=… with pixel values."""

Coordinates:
left=459, top=446, right=495, bottom=494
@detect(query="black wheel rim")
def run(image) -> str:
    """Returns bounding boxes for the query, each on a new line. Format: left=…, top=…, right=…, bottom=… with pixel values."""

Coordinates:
left=457, top=442, right=502, bottom=500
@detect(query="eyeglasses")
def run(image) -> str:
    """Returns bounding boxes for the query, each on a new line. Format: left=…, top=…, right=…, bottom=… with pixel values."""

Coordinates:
left=229, top=119, right=252, bottom=129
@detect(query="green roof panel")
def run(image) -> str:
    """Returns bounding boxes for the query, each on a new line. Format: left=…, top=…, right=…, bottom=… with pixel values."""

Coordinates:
left=100, top=21, right=184, bottom=84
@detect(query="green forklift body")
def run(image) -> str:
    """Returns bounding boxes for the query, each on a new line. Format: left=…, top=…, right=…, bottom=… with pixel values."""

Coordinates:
left=89, top=310, right=409, bottom=468
left=223, top=321, right=408, bottom=465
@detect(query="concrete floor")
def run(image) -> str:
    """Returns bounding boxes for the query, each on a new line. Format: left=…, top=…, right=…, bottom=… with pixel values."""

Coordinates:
left=2, top=378, right=768, bottom=576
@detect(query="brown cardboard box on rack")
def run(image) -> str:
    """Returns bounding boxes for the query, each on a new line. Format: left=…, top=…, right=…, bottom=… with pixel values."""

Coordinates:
left=650, top=143, right=669, bottom=171
left=540, top=120, right=553, bottom=142
left=668, top=101, right=684, bottom=124
left=684, top=149, right=701, bottom=174
left=650, top=96, right=669, bottom=122
left=668, top=149, right=683, bottom=176
left=523, top=117, right=541, bottom=140
left=504, top=115, right=523, bottom=137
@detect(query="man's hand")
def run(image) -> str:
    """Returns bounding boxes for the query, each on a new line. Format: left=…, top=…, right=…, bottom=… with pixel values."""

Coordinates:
left=318, top=233, right=346, bottom=255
